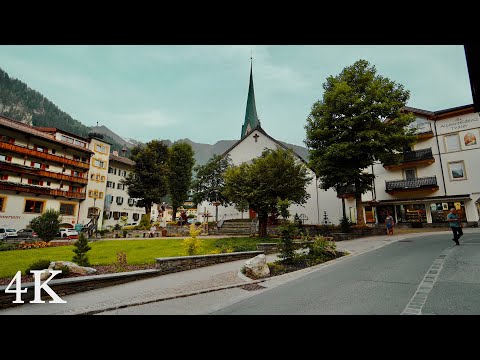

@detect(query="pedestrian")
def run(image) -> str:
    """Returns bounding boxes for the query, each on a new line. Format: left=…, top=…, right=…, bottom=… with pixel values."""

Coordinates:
left=149, top=224, right=156, bottom=238
left=385, top=212, right=395, bottom=235
left=447, top=208, right=463, bottom=245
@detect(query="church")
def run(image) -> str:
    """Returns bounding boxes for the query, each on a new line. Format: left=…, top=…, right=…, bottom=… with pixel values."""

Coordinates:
left=199, top=62, right=343, bottom=226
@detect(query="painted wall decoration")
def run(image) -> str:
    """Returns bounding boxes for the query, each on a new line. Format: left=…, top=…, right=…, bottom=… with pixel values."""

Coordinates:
left=437, top=113, right=480, bottom=135
left=460, top=129, right=479, bottom=149
left=449, top=161, right=466, bottom=180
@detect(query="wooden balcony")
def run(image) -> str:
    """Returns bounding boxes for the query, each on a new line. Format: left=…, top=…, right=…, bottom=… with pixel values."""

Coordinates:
left=0, top=181, right=86, bottom=199
left=1, top=161, right=88, bottom=184
left=0, top=141, right=90, bottom=170
left=383, top=148, right=435, bottom=170
left=336, top=185, right=355, bottom=198
left=385, top=176, right=439, bottom=194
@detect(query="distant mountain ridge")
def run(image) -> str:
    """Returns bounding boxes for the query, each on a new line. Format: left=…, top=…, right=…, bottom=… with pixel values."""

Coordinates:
left=0, top=66, right=310, bottom=166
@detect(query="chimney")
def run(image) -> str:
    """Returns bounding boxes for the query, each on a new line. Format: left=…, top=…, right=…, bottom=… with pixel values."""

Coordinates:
left=121, top=145, right=127, bottom=157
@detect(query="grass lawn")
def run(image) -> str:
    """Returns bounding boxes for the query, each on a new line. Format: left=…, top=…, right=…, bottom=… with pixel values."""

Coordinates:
left=0, top=237, right=279, bottom=279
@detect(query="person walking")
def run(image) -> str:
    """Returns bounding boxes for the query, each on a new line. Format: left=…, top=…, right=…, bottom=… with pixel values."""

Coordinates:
left=447, top=208, right=463, bottom=245
left=385, top=212, right=395, bottom=235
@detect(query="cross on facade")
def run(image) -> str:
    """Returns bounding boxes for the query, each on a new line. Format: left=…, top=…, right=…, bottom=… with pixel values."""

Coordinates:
left=253, top=133, right=259, bottom=142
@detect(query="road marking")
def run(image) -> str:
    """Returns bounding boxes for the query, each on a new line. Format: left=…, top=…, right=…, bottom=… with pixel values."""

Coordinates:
left=401, top=246, right=454, bottom=315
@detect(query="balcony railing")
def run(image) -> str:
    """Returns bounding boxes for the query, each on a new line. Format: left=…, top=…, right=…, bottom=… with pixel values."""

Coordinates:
left=385, top=176, right=438, bottom=193
left=0, top=161, right=88, bottom=184
left=0, top=181, right=86, bottom=199
left=0, top=141, right=90, bottom=169
left=336, top=184, right=355, bottom=198
left=383, top=148, right=435, bottom=169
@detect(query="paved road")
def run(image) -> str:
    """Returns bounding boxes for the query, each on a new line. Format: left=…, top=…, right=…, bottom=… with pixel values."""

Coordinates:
left=99, top=230, right=480, bottom=315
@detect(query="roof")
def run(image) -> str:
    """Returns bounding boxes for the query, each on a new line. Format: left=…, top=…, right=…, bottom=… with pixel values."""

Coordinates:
left=109, top=153, right=135, bottom=166
left=0, top=115, right=93, bottom=154
left=364, top=194, right=472, bottom=205
left=401, top=104, right=476, bottom=120
left=401, top=106, right=435, bottom=117
left=241, top=61, right=260, bottom=139
left=34, top=127, right=90, bottom=142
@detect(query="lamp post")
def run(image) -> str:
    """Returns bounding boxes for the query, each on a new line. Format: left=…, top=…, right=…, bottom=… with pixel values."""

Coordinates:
left=212, top=190, right=221, bottom=224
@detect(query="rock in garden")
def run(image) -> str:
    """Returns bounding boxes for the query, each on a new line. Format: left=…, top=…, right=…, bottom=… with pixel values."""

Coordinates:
left=244, top=254, right=270, bottom=278
left=49, top=261, right=97, bottom=275
left=39, top=269, right=52, bottom=281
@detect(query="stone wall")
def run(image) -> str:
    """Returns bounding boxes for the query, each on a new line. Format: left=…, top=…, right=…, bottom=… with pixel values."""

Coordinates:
left=155, top=251, right=263, bottom=273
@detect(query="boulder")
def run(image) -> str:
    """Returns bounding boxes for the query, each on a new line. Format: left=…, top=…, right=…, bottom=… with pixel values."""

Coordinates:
left=39, top=269, right=52, bottom=281
left=244, top=254, right=270, bottom=278
left=49, top=261, right=97, bottom=275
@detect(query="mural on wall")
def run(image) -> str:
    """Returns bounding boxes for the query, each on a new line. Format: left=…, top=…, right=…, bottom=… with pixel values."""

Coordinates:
left=461, top=129, right=479, bottom=148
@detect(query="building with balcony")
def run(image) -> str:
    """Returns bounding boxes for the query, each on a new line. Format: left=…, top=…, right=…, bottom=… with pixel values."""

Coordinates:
left=342, top=105, right=480, bottom=226
left=0, top=115, right=93, bottom=229
left=102, top=150, right=146, bottom=229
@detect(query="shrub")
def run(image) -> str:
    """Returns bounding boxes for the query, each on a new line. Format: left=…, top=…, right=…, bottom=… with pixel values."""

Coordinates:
left=121, top=226, right=137, bottom=231
left=278, top=222, right=299, bottom=264
left=167, top=221, right=178, bottom=226
left=340, top=216, right=352, bottom=233
left=25, top=259, right=52, bottom=275
left=268, top=262, right=286, bottom=276
left=17, top=241, right=52, bottom=250
left=308, top=235, right=338, bottom=262
left=72, top=233, right=91, bottom=266
left=113, top=251, right=128, bottom=272
left=277, top=199, right=291, bottom=220
left=195, top=221, right=201, bottom=226
left=0, top=243, right=18, bottom=251
left=137, top=214, right=151, bottom=230
left=113, top=224, right=122, bottom=230
left=29, top=209, right=61, bottom=242
left=182, top=224, right=203, bottom=256
left=187, top=214, right=195, bottom=219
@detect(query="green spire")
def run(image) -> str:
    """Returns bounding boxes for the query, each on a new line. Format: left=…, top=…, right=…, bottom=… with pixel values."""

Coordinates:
left=241, top=59, right=260, bottom=139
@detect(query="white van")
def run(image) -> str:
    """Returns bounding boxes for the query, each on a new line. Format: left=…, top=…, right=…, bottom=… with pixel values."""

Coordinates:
left=0, top=227, right=18, bottom=241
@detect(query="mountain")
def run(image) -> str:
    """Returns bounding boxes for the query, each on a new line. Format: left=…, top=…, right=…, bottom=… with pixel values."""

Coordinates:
left=0, top=66, right=310, bottom=165
left=0, top=67, right=128, bottom=154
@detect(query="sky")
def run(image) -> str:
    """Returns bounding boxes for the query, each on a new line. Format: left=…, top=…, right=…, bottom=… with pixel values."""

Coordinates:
left=0, top=45, right=473, bottom=147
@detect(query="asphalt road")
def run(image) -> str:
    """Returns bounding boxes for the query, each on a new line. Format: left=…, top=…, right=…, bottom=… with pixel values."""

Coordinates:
left=101, top=231, right=480, bottom=315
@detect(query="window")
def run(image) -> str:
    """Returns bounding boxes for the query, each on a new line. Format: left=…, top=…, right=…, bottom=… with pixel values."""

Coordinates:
left=70, top=186, right=80, bottom=193
left=128, top=198, right=135, bottom=206
left=108, top=167, right=115, bottom=174
left=113, top=212, right=120, bottom=220
left=117, top=183, right=124, bottom=190
left=116, top=196, right=123, bottom=205
left=74, top=139, right=87, bottom=148
left=61, top=135, right=75, bottom=144
left=98, top=192, right=104, bottom=199
left=60, top=203, right=76, bottom=216
left=100, top=175, right=105, bottom=182
left=96, top=174, right=100, bottom=181
left=404, top=168, right=416, bottom=180
left=445, top=134, right=460, bottom=152
left=34, top=144, right=48, bottom=153
left=90, top=173, right=96, bottom=180
left=106, top=181, right=113, bottom=188
left=73, top=170, right=82, bottom=178
left=121, top=212, right=128, bottom=218
left=133, top=213, right=139, bottom=221
left=431, top=202, right=467, bottom=223
left=24, top=200, right=44, bottom=213
left=30, top=161, right=42, bottom=169
left=121, top=170, right=127, bottom=177
left=51, top=149, right=56, bottom=154
left=73, top=155, right=80, bottom=161
left=448, top=161, right=466, bottom=181
left=95, top=144, right=107, bottom=153
left=93, top=158, right=105, bottom=168
left=88, top=190, right=93, bottom=197
left=0, top=154, right=12, bottom=162
left=88, top=207, right=100, bottom=218
left=27, top=179, right=43, bottom=186
left=46, top=181, right=51, bottom=186
left=0, top=196, right=5, bottom=211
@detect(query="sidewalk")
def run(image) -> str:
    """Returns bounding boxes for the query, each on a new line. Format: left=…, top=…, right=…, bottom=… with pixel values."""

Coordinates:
left=1, top=228, right=478, bottom=315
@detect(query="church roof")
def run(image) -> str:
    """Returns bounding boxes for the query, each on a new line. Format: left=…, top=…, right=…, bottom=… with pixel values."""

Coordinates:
left=241, top=60, right=260, bottom=139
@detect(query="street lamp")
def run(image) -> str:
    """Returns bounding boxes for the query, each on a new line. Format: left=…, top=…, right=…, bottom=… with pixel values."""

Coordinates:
left=212, top=190, right=221, bottom=224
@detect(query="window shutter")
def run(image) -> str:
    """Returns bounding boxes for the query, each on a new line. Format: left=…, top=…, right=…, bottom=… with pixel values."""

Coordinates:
left=28, top=179, right=32, bottom=184
left=39, top=181, right=44, bottom=186
left=6, top=156, right=12, bottom=162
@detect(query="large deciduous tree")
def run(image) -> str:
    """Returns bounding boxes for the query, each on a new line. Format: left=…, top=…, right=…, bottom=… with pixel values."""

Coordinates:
left=167, top=142, right=195, bottom=221
left=223, top=148, right=311, bottom=237
left=305, top=59, right=416, bottom=224
left=122, top=140, right=169, bottom=218
left=191, top=154, right=232, bottom=207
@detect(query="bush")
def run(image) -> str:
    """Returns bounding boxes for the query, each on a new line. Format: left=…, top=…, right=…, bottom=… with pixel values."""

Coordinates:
left=137, top=214, right=151, bottom=230
left=195, top=221, right=201, bottom=226
left=29, top=209, right=61, bottom=242
left=278, top=222, right=299, bottom=264
left=268, top=262, right=287, bottom=276
left=113, top=224, right=122, bottom=230
left=121, top=226, right=137, bottom=231
left=113, top=251, right=128, bottom=272
left=308, top=235, right=338, bottom=262
left=17, top=241, right=52, bottom=250
left=182, top=224, right=203, bottom=256
left=97, top=229, right=110, bottom=236
left=167, top=221, right=178, bottom=226
left=0, top=243, right=17, bottom=251
left=340, top=216, right=352, bottom=233
left=72, top=233, right=92, bottom=266
left=187, top=214, right=195, bottom=219
left=25, top=259, right=52, bottom=275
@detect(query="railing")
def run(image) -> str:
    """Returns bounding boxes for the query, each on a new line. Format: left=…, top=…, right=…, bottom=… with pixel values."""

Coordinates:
left=0, top=141, right=90, bottom=169
left=0, top=161, right=88, bottom=184
left=385, top=176, right=438, bottom=192
left=384, top=148, right=434, bottom=167
left=0, top=181, right=86, bottom=199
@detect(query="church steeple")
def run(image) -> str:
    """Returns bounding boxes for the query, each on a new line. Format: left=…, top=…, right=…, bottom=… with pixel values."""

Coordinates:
left=241, top=58, right=260, bottom=139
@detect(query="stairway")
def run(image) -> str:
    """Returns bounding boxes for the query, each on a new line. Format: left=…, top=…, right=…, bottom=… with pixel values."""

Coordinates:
left=209, top=219, right=253, bottom=235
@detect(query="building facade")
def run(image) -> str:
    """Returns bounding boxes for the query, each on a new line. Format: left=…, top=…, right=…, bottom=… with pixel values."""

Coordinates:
left=0, top=116, right=92, bottom=230
left=342, top=105, right=480, bottom=226
left=103, top=152, right=146, bottom=229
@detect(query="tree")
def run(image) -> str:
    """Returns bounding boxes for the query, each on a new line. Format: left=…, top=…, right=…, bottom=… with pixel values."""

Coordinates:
left=223, top=148, right=312, bottom=237
left=305, top=59, right=416, bottom=224
left=29, top=209, right=61, bottom=242
left=122, top=140, right=169, bottom=218
left=72, top=233, right=92, bottom=267
left=191, top=154, right=232, bottom=206
left=167, top=142, right=195, bottom=223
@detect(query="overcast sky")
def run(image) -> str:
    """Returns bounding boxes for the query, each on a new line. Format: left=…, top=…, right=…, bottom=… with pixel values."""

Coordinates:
left=0, top=45, right=472, bottom=147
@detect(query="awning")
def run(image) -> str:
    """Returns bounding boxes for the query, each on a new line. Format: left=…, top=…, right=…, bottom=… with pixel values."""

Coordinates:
left=364, top=194, right=472, bottom=205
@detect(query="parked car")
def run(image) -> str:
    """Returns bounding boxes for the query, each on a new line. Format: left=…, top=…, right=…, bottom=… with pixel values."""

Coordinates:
left=57, top=228, right=79, bottom=239
left=187, top=218, right=198, bottom=224
left=16, top=229, right=38, bottom=239
left=0, top=227, right=17, bottom=240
